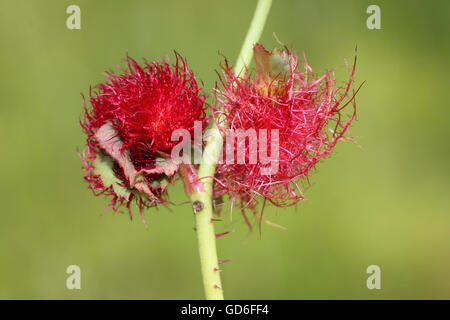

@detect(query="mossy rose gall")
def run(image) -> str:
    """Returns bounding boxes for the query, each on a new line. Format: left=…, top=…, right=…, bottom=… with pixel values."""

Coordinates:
left=80, top=53, right=207, bottom=223
left=213, top=44, right=358, bottom=225
left=78, top=0, right=359, bottom=300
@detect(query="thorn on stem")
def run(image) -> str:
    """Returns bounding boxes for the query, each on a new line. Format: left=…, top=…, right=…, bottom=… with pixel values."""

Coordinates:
left=215, top=231, right=231, bottom=238
left=213, top=284, right=221, bottom=290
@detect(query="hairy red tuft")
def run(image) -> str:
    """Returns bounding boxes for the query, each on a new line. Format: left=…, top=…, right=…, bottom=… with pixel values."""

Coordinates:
left=213, top=44, right=359, bottom=219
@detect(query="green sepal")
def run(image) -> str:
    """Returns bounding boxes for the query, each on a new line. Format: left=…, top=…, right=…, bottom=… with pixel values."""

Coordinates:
left=93, top=152, right=131, bottom=200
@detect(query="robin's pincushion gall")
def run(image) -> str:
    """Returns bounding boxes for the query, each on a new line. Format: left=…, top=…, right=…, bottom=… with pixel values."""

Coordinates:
left=80, top=54, right=207, bottom=223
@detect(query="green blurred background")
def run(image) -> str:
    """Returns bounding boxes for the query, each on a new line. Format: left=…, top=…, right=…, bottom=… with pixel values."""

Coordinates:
left=0, top=0, right=449, bottom=299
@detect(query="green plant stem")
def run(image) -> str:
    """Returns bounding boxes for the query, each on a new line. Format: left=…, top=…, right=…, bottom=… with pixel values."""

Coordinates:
left=189, top=0, right=272, bottom=300
left=233, top=0, right=273, bottom=76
